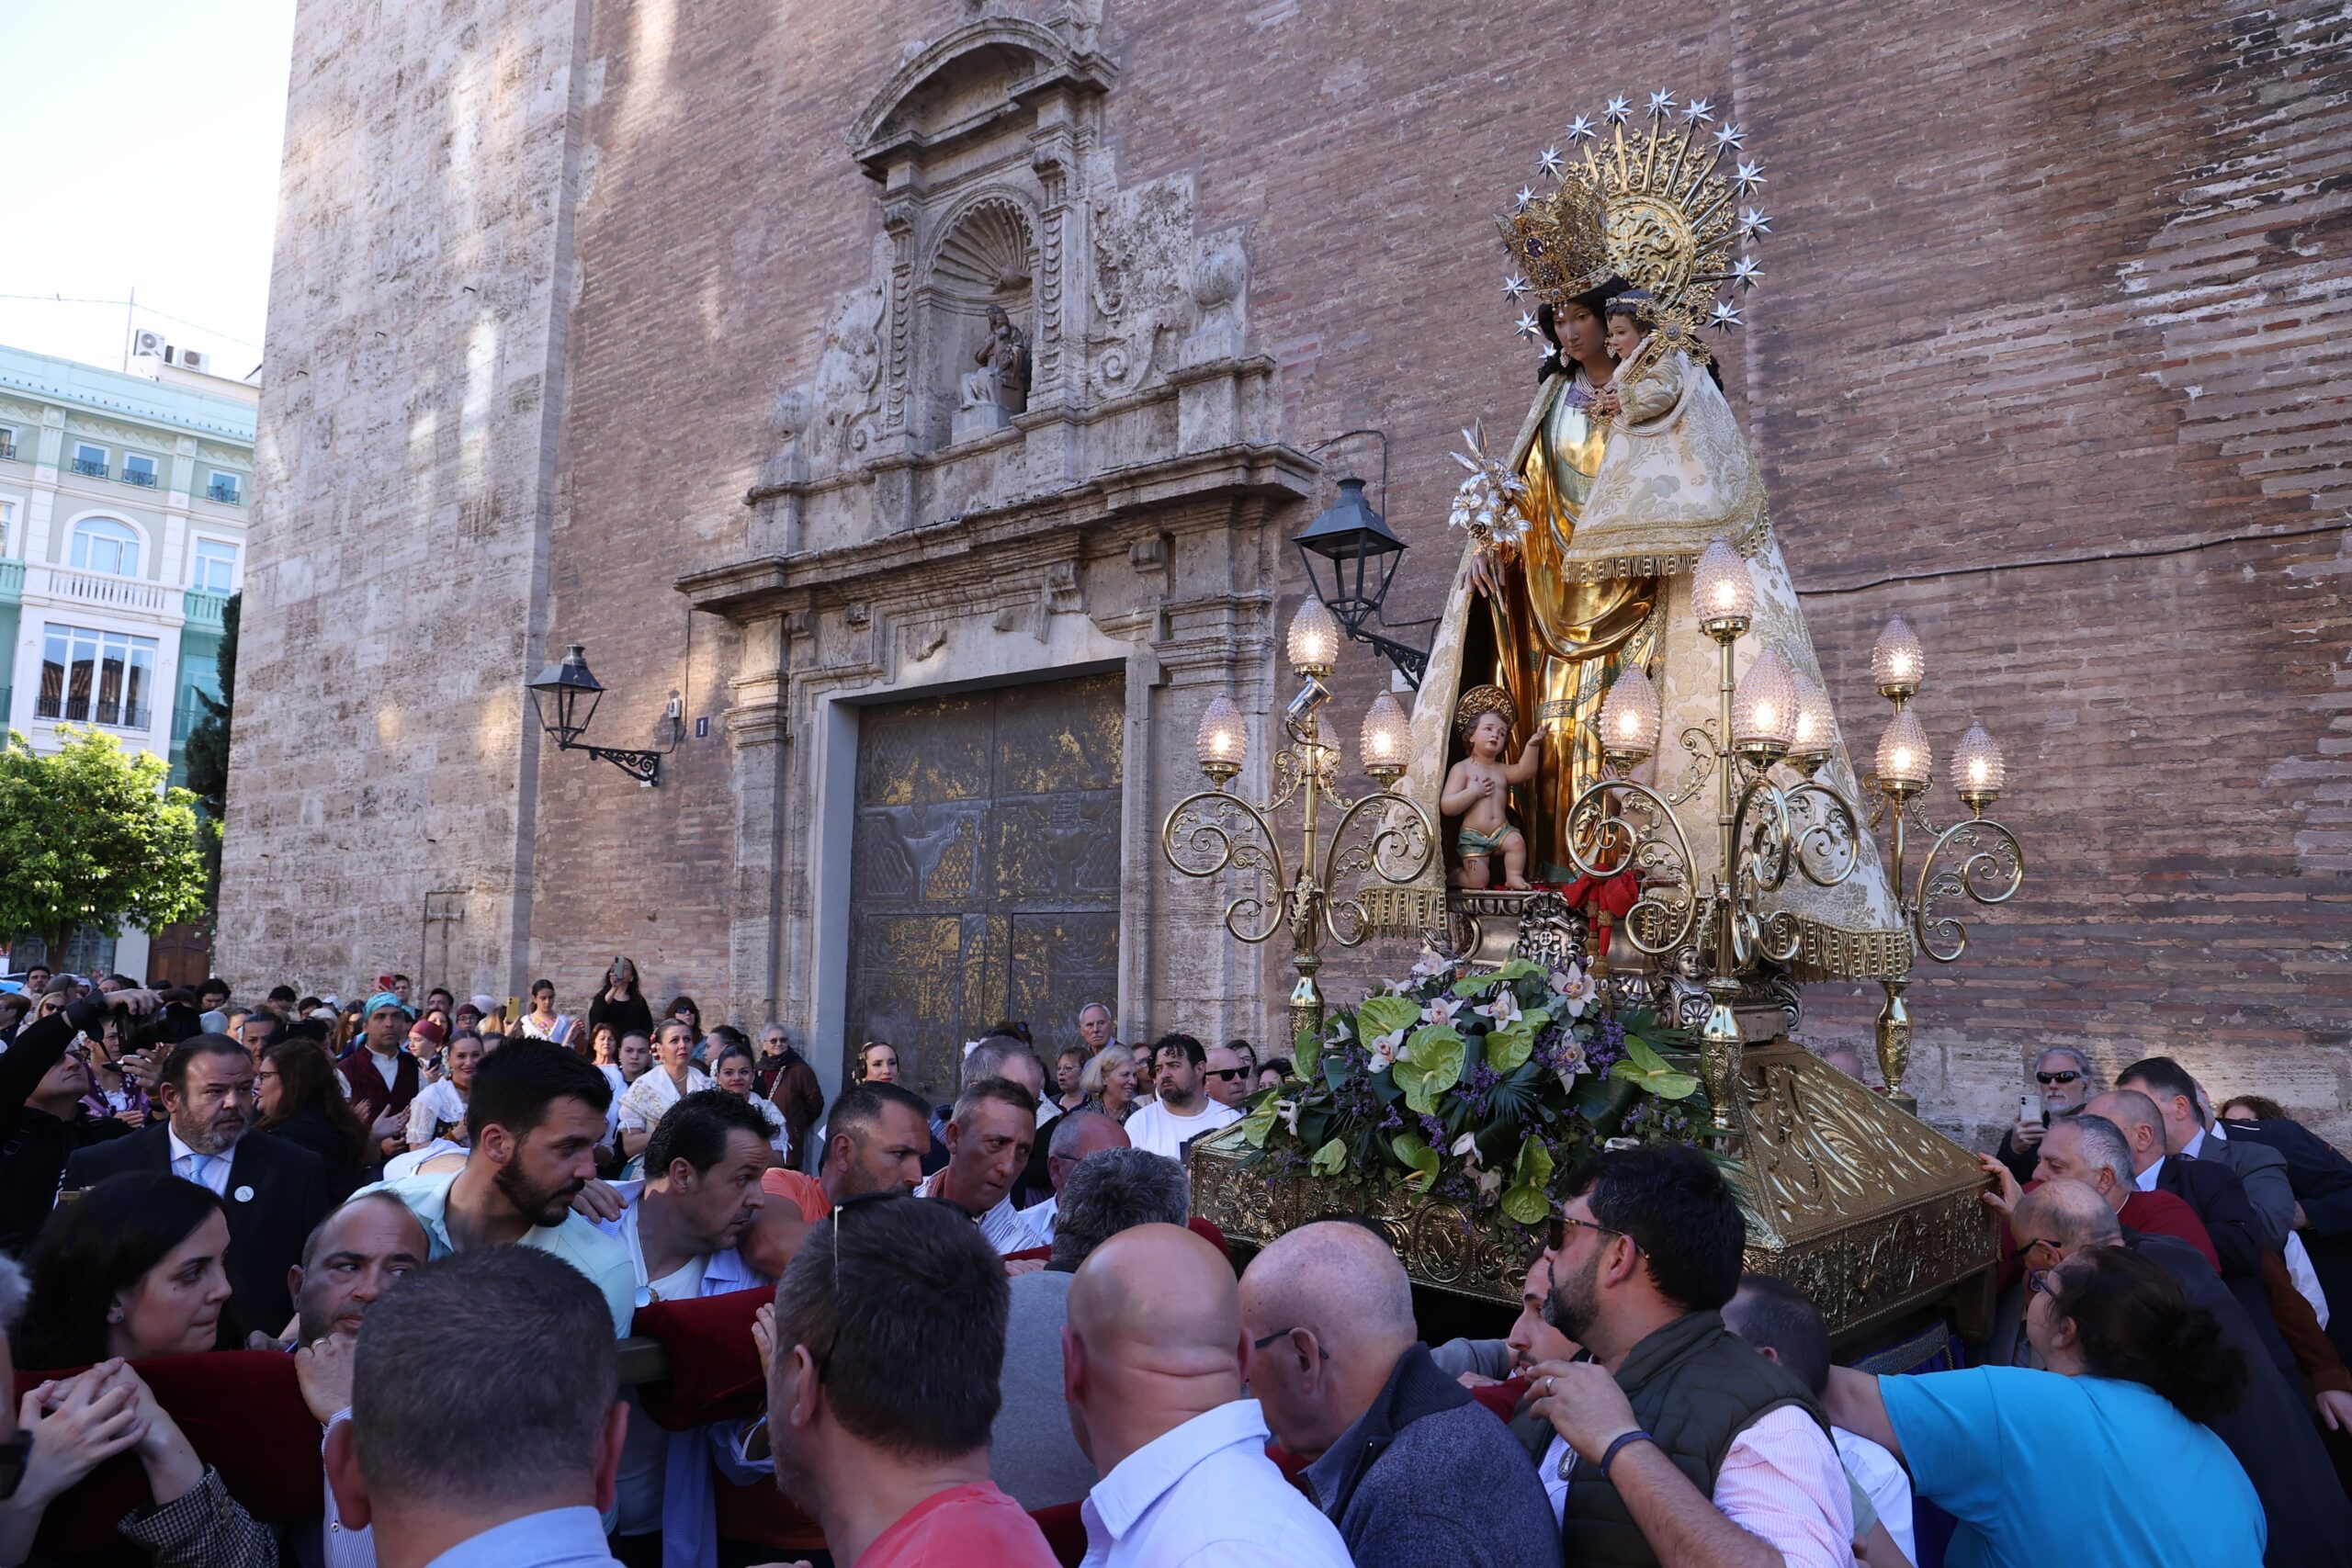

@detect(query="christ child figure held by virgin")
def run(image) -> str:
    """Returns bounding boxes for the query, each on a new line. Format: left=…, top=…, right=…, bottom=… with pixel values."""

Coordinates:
left=1442, top=687, right=1543, bottom=890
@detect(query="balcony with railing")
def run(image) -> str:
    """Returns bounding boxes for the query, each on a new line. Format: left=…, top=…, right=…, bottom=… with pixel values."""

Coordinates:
left=34, top=692, right=151, bottom=731
left=183, top=590, right=229, bottom=630
left=171, top=701, right=207, bottom=742
left=206, top=479, right=242, bottom=504
left=70, top=457, right=107, bottom=479
left=121, top=467, right=158, bottom=489
left=0, top=560, right=21, bottom=604
left=0, top=440, right=17, bottom=461
left=32, top=565, right=171, bottom=615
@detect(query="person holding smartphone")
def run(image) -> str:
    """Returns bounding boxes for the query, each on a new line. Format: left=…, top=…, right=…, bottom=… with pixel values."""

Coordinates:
left=0, top=987, right=164, bottom=1255
left=1994, top=1047, right=2098, bottom=1184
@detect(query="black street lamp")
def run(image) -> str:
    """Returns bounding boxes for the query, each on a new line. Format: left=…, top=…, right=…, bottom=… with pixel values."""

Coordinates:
left=1295, top=433, right=1432, bottom=687
left=527, top=643, right=667, bottom=787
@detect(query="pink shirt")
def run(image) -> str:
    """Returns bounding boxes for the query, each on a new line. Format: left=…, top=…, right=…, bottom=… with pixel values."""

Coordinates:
left=860, top=1483, right=1058, bottom=1568
left=1543, top=1406, right=1855, bottom=1568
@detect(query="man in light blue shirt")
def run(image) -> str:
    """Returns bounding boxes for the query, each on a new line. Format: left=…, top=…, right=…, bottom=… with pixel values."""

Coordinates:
left=326, top=1247, right=628, bottom=1568
left=356, top=1040, right=635, bottom=1335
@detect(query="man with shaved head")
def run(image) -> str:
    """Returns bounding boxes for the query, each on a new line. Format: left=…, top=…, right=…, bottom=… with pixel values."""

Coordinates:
left=1061, top=1224, right=1351, bottom=1565
left=1241, top=1221, right=1557, bottom=1565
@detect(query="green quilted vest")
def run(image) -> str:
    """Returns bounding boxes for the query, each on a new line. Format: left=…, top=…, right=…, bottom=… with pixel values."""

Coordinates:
left=1557, top=1309, right=1829, bottom=1568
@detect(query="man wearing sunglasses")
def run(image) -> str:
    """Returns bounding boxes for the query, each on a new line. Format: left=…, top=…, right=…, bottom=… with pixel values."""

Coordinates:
left=1521, top=1145, right=1855, bottom=1568
left=1201, top=1043, right=1253, bottom=1111
left=1994, top=1047, right=2097, bottom=1185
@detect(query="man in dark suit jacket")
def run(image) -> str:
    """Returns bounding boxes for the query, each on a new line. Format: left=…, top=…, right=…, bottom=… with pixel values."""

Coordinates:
left=62, top=1033, right=328, bottom=1342
left=2223, top=1113, right=2352, bottom=1360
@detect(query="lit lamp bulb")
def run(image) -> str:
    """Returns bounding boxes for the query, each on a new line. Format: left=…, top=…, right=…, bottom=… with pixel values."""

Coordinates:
left=1871, top=615, right=1925, bottom=701
left=1952, top=720, right=2005, bottom=811
left=1287, top=596, right=1340, bottom=677
left=1196, top=694, right=1246, bottom=784
left=1692, top=537, right=1756, bottom=639
left=1598, top=666, right=1661, bottom=764
left=1873, top=708, right=1932, bottom=797
left=1787, top=671, right=1836, bottom=773
left=1359, top=692, right=1410, bottom=784
left=1731, top=648, right=1797, bottom=764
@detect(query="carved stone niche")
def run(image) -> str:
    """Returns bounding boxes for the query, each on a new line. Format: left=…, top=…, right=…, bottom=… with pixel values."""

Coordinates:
left=736, top=11, right=1283, bottom=565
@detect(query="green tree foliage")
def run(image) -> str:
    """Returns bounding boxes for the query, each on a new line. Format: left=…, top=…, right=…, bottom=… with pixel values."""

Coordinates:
left=181, top=592, right=238, bottom=889
left=0, top=727, right=209, bottom=955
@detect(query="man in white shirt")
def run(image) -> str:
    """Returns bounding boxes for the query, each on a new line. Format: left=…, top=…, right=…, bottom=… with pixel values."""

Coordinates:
left=595, top=1089, right=775, bottom=1568
left=916, top=1077, right=1043, bottom=1255
left=1018, top=1110, right=1128, bottom=1247
left=1061, top=1222, right=1352, bottom=1566
left=1201, top=1043, right=1251, bottom=1111
left=1122, top=1035, right=1239, bottom=1163
left=1523, top=1145, right=1855, bottom=1568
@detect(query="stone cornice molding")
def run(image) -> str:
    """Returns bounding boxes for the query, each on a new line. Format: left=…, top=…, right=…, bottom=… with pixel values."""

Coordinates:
left=849, top=17, right=1116, bottom=182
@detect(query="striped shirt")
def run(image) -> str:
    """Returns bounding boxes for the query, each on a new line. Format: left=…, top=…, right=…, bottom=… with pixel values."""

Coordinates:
left=916, top=1168, right=1039, bottom=1255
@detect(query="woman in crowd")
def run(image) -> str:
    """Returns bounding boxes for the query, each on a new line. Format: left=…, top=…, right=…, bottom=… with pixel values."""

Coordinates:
left=254, top=1039, right=374, bottom=1201
left=2220, top=1093, right=2289, bottom=1123
left=517, top=977, right=576, bottom=1046
left=1253, top=1056, right=1294, bottom=1095
left=586, top=1020, right=620, bottom=1070
left=84, top=1013, right=150, bottom=1126
left=1825, top=1247, right=2260, bottom=1568
left=665, top=995, right=703, bottom=1044
left=1079, top=1043, right=1142, bottom=1122
left=585, top=957, right=652, bottom=1043
left=712, top=1040, right=790, bottom=1162
left=405, top=1034, right=482, bottom=1150
left=1050, top=1045, right=1090, bottom=1118
left=18, top=1173, right=234, bottom=1368
left=854, top=1041, right=899, bottom=1084
left=616, top=1023, right=715, bottom=1164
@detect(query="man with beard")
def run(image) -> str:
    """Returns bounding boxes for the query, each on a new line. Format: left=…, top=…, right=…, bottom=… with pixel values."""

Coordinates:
left=594, top=1090, right=775, bottom=1568
left=1521, top=1144, right=1854, bottom=1568
left=64, top=1032, right=328, bottom=1340
left=359, top=1039, right=635, bottom=1335
left=1123, top=1033, right=1239, bottom=1163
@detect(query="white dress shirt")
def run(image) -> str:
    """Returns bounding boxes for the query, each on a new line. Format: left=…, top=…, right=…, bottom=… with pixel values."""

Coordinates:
left=1836, top=1426, right=1914, bottom=1562
left=165, top=1125, right=233, bottom=1197
left=1122, top=1097, right=1240, bottom=1163
left=1539, top=1405, right=1854, bottom=1568
left=2134, top=1154, right=2166, bottom=1191
left=1019, top=1193, right=1060, bottom=1246
left=915, top=1169, right=1040, bottom=1255
left=1080, top=1398, right=1351, bottom=1568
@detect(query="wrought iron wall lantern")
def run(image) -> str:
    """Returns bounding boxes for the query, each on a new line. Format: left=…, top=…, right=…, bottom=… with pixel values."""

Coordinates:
left=527, top=643, right=676, bottom=788
left=1297, top=430, right=1434, bottom=688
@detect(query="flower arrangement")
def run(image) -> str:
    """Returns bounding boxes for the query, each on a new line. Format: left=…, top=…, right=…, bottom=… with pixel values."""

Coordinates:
left=1233, top=948, right=1704, bottom=1232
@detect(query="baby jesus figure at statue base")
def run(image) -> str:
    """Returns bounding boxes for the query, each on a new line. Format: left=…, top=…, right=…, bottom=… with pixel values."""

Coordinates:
left=1442, top=685, right=1544, bottom=891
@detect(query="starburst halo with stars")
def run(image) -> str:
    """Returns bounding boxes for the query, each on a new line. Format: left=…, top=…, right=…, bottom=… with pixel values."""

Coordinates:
left=1496, top=90, right=1770, bottom=363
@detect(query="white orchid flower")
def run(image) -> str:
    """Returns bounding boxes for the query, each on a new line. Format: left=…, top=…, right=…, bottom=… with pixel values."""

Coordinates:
left=1556, top=964, right=1600, bottom=1019
left=1604, top=1135, right=1641, bottom=1152
left=1452, top=1132, right=1483, bottom=1163
left=1410, top=948, right=1453, bottom=979
left=1479, top=989, right=1522, bottom=1026
left=1276, top=1099, right=1303, bottom=1136
left=1476, top=1168, right=1505, bottom=1201
left=1422, top=995, right=1464, bottom=1027
left=1554, top=1039, right=1589, bottom=1092
left=1368, top=1028, right=1408, bottom=1070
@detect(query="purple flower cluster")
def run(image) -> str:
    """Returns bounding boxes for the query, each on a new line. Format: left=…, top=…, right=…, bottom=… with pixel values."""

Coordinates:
left=1584, top=1012, right=1630, bottom=1076
left=1457, top=1059, right=1504, bottom=1121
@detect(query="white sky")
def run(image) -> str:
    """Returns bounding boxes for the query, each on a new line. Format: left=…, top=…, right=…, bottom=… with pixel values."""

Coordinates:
left=0, top=0, right=297, bottom=377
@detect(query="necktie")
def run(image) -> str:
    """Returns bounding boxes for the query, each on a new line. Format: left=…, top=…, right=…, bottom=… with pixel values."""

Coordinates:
left=187, top=1153, right=213, bottom=1188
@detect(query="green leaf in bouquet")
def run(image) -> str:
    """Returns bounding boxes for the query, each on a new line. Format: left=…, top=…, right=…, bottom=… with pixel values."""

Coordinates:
left=1390, top=1131, right=1442, bottom=1193
left=1499, top=1136, right=1556, bottom=1225
left=1612, top=1034, right=1701, bottom=1101
left=1450, top=956, right=1544, bottom=998
left=1237, top=1095, right=1283, bottom=1148
left=1393, top=1024, right=1465, bottom=1114
left=1487, top=1021, right=1535, bottom=1073
left=1572, top=1070, right=1637, bottom=1124
left=1310, top=1137, right=1349, bottom=1177
left=1355, top=994, right=1421, bottom=1044
left=1518, top=1008, right=1553, bottom=1035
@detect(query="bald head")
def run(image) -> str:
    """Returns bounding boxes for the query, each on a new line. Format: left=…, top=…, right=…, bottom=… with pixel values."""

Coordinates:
left=2013, top=1178, right=2123, bottom=1257
left=1048, top=1108, right=1128, bottom=1171
left=1239, top=1220, right=1416, bottom=1356
left=1063, top=1224, right=1245, bottom=1472
left=1238, top=1221, right=1419, bottom=1461
left=2084, top=1089, right=2166, bottom=1175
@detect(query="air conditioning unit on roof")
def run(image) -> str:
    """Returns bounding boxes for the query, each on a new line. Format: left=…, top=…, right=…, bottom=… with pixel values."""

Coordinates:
left=179, top=349, right=211, bottom=375
left=131, top=330, right=166, bottom=359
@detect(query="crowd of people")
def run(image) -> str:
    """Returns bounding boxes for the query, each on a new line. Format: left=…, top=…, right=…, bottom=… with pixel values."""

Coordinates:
left=1, top=962, right=2349, bottom=1568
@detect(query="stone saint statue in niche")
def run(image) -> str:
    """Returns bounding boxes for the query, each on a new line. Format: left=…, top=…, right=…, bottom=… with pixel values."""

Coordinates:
left=961, top=304, right=1032, bottom=416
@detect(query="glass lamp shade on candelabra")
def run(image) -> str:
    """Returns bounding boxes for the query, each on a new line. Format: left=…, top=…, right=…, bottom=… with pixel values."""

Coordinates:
left=1288, top=597, right=1341, bottom=677
left=1874, top=707, right=1933, bottom=795
left=1599, top=666, right=1662, bottom=765
left=1731, top=649, right=1798, bottom=763
left=1788, top=671, right=1836, bottom=772
left=1871, top=615, right=1925, bottom=700
left=1693, top=537, right=1757, bottom=638
left=1359, top=691, right=1410, bottom=783
left=1952, top=720, right=2005, bottom=809
left=1197, top=694, right=1247, bottom=783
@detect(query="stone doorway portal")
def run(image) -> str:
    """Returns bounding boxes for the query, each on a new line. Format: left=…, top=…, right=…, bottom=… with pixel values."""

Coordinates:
left=844, top=671, right=1123, bottom=1100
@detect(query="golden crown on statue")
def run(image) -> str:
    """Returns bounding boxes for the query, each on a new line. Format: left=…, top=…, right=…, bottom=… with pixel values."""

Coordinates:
left=1495, top=91, right=1770, bottom=364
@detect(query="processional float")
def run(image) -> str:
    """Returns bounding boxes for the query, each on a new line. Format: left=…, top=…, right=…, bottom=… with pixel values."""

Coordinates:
left=1179, top=92, right=2024, bottom=1342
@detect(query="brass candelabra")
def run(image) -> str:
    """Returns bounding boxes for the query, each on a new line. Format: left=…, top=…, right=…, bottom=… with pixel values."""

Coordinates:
left=1559, top=538, right=2024, bottom=1141
left=1162, top=599, right=1438, bottom=1048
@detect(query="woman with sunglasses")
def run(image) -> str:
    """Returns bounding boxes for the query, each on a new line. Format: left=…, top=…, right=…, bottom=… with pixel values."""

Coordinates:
left=1824, top=1247, right=2260, bottom=1568
left=1992, top=1047, right=2098, bottom=1185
